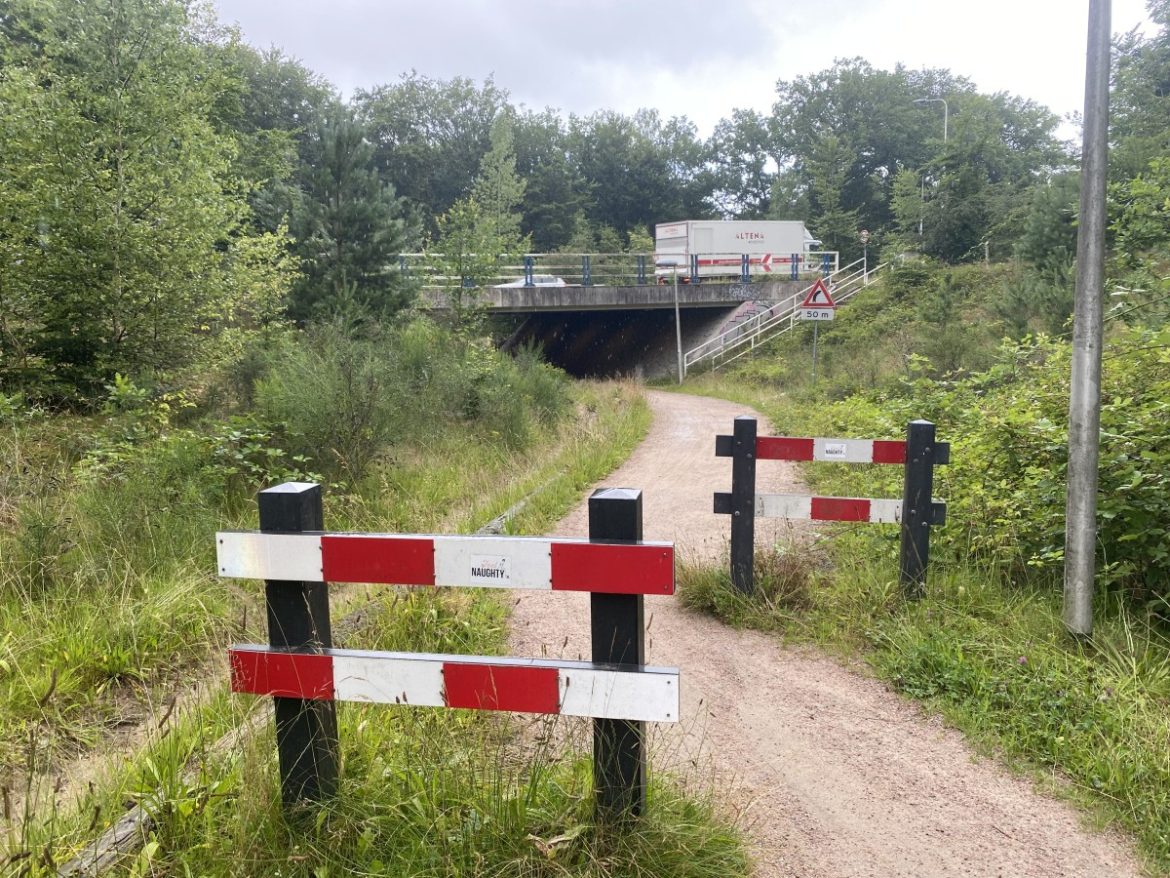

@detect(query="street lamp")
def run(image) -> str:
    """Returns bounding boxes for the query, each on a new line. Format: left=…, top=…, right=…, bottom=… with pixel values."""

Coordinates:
left=860, top=229, right=870, bottom=283
left=912, top=97, right=948, bottom=142
left=656, top=259, right=684, bottom=384
left=913, top=97, right=949, bottom=241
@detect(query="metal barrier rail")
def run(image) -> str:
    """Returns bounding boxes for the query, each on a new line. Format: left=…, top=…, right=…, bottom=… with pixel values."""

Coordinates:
left=398, top=251, right=840, bottom=289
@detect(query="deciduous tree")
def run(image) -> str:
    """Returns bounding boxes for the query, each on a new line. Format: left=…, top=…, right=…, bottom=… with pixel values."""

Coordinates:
left=0, top=0, right=292, bottom=398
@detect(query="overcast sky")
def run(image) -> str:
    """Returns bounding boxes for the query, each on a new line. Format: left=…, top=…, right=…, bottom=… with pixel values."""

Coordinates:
left=210, top=0, right=1156, bottom=137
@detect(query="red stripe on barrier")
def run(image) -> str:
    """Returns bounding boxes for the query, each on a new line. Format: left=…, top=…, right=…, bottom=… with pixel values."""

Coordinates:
left=442, top=663, right=560, bottom=713
left=230, top=648, right=334, bottom=700
left=756, top=437, right=814, bottom=461
left=550, top=543, right=674, bottom=595
left=321, top=536, right=435, bottom=585
left=810, top=497, right=872, bottom=522
left=871, top=441, right=907, bottom=464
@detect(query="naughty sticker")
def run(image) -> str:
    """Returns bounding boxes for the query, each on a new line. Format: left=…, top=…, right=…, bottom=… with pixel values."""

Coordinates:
left=470, top=555, right=511, bottom=585
left=823, top=442, right=848, bottom=459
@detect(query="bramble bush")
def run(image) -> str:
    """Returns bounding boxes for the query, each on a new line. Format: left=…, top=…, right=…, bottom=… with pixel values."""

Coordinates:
left=801, top=330, right=1170, bottom=607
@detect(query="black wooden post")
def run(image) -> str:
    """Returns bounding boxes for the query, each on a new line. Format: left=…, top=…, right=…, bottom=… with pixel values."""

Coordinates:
left=259, top=482, right=339, bottom=805
left=899, top=420, right=938, bottom=600
left=730, top=416, right=757, bottom=594
left=588, top=488, right=646, bottom=821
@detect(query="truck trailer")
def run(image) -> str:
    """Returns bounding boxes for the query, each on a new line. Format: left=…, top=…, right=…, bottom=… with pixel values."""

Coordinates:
left=654, top=220, right=823, bottom=282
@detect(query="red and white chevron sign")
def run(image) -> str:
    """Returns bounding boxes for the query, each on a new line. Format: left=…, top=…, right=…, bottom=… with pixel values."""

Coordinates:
left=217, top=532, right=674, bottom=595
left=230, top=646, right=679, bottom=722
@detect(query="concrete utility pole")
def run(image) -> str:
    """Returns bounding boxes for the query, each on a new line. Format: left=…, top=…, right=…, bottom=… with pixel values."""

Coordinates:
left=1064, top=0, right=1110, bottom=637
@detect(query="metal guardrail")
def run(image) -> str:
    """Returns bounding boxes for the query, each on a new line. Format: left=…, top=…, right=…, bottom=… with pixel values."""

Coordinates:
left=683, top=259, right=889, bottom=374
left=399, top=251, right=840, bottom=290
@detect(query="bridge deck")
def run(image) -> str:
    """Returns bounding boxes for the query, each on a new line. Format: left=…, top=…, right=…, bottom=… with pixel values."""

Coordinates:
left=420, top=280, right=808, bottom=313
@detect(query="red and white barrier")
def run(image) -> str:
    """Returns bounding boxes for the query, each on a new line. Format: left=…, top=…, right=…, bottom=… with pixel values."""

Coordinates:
left=217, top=532, right=674, bottom=595
left=230, top=645, right=679, bottom=722
left=755, top=494, right=903, bottom=523
left=715, top=417, right=948, bottom=595
left=230, top=484, right=676, bottom=814
left=756, top=436, right=906, bottom=464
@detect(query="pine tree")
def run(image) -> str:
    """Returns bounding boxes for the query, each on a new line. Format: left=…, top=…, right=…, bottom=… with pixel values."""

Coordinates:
left=288, top=109, right=413, bottom=322
left=470, top=114, right=527, bottom=252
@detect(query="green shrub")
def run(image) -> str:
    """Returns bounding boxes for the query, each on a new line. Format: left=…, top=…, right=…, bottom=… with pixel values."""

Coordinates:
left=512, top=341, right=571, bottom=425
left=255, top=324, right=410, bottom=481
left=256, top=320, right=572, bottom=479
left=785, top=329, right=1170, bottom=606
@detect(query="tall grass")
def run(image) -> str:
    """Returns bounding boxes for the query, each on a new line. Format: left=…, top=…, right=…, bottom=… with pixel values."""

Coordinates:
left=86, top=590, right=746, bottom=878
left=6, top=378, right=749, bottom=877
left=0, top=369, right=626, bottom=784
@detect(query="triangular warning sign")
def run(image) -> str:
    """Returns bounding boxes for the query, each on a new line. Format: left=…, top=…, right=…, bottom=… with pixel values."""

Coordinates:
left=800, top=277, right=836, bottom=308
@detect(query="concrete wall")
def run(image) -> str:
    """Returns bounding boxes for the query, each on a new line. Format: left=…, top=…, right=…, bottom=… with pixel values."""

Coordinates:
left=423, top=279, right=809, bottom=313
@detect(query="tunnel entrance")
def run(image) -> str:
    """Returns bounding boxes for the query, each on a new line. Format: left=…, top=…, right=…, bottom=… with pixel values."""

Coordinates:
left=502, top=307, right=735, bottom=379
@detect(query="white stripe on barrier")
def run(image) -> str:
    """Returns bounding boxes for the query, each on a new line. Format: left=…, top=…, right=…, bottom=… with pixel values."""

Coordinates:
left=334, top=654, right=446, bottom=707
left=812, top=437, right=875, bottom=463
left=433, top=535, right=551, bottom=590
left=218, top=532, right=323, bottom=581
left=866, top=499, right=904, bottom=524
left=756, top=494, right=813, bottom=519
left=558, top=667, right=678, bottom=721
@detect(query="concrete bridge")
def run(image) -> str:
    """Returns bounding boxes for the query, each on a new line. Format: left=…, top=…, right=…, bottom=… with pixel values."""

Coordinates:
left=419, top=279, right=808, bottom=314
left=419, top=279, right=811, bottom=379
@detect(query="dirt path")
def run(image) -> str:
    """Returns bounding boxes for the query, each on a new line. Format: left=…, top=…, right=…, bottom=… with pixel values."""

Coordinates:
left=509, top=390, right=1144, bottom=878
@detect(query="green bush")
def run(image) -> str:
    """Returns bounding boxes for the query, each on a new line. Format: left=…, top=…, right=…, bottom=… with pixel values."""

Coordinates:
left=256, top=320, right=572, bottom=479
left=255, top=324, right=410, bottom=481
left=794, top=329, right=1170, bottom=606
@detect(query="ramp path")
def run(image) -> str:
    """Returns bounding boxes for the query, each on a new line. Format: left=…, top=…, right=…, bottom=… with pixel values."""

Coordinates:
left=509, top=390, right=1142, bottom=878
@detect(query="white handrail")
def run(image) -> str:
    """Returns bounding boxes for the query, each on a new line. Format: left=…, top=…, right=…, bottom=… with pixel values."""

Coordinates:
left=683, top=259, right=865, bottom=365
left=683, top=260, right=889, bottom=374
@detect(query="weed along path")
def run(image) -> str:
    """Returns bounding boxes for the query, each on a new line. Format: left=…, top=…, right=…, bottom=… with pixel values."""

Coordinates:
left=509, top=390, right=1143, bottom=878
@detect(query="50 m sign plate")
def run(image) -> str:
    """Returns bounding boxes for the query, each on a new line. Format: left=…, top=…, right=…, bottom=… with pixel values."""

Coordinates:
left=800, top=307, right=835, bottom=321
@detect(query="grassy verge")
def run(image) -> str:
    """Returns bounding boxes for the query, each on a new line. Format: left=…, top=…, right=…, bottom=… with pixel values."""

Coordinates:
left=674, top=376, right=1170, bottom=874
left=7, top=380, right=749, bottom=877
left=0, top=383, right=646, bottom=776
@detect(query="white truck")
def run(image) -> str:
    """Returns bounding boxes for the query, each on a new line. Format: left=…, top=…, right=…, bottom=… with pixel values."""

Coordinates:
left=654, top=220, right=823, bottom=282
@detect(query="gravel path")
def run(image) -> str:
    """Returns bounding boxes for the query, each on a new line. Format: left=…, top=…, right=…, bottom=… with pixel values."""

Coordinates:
left=509, top=390, right=1144, bottom=878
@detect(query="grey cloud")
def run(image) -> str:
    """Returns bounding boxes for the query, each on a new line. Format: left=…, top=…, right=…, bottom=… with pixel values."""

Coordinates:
left=214, top=0, right=778, bottom=116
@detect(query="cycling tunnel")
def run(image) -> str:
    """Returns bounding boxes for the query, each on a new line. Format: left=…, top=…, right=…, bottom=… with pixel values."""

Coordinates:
left=502, top=307, right=736, bottom=379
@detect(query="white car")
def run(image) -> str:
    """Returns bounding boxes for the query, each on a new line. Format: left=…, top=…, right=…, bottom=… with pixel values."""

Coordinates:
left=494, top=274, right=567, bottom=288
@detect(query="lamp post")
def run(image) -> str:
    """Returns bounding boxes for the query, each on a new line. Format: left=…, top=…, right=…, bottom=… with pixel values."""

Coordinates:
left=860, top=229, right=870, bottom=283
left=913, top=97, right=948, bottom=142
left=913, top=97, right=949, bottom=243
left=656, top=259, right=684, bottom=384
